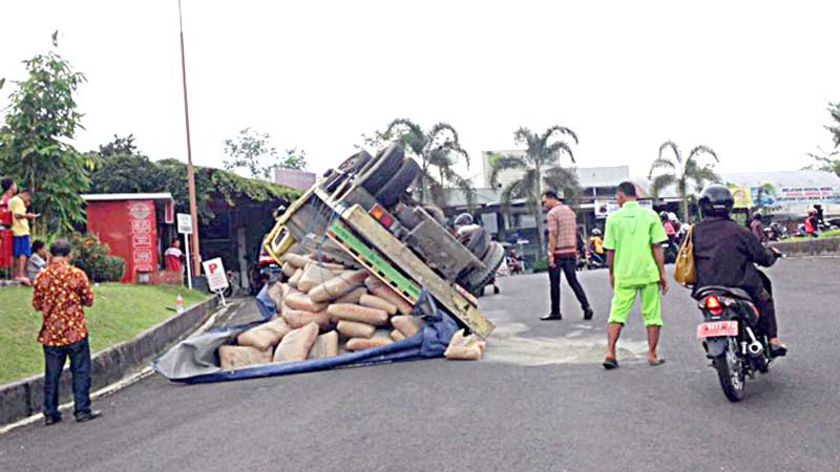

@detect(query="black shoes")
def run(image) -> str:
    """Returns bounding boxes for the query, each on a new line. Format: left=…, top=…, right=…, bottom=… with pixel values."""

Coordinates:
left=541, top=313, right=562, bottom=321
left=75, top=410, right=103, bottom=423
left=44, top=415, right=62, bottom=426
left=583, top=307, right=594, bottom=320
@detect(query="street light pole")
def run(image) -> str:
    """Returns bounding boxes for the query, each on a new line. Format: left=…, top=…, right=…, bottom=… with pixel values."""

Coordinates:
left=178, top=0, right=201, bottom=276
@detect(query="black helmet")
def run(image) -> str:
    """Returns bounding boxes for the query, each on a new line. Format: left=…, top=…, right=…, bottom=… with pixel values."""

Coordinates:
left=659, top=211, right=669, bottom=220
left=752, top=212, right=762, bottom=221
left=699, top=185, right=734, bottom=218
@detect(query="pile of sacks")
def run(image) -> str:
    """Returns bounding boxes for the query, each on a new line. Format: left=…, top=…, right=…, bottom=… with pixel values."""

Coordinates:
left=220, top=251, right=485, bottom=370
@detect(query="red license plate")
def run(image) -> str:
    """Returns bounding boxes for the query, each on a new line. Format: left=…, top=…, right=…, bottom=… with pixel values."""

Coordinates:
left=696, top=320, right=738, bottom=339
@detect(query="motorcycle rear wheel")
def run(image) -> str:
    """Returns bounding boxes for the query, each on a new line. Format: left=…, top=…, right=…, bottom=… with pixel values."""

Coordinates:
left=713, top=339, right=746, bottom=402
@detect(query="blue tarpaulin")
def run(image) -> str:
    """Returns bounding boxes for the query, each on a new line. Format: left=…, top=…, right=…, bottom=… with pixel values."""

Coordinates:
left=153, top=290, right=458, bottom=384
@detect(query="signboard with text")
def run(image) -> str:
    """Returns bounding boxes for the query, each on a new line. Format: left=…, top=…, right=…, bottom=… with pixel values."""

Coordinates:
left=177, top=213, right=193, bottom=234
left=202, top=257, right=229, bottom=292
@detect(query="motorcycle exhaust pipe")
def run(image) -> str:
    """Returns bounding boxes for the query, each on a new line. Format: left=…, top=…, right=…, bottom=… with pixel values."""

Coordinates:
left=745, top=327, right=764, bottom=358
left=747, top=341, right=764, bottom=357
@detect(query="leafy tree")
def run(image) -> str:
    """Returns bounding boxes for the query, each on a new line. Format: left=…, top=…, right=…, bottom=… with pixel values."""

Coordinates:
left=280, top=147, right=307, bottom=171
left=0, top=33, right=90, bottom=234
left=366, top=119, right=474, bottom=207
left=649, top=141, right=720, bottom=222
left=98, top=134, right=137, bottom=158
left=223, top=128, right=306, bottom=180
left=489, top=126, right=580, bottom=257
left=90, top=154, right=165, bottom=194
left=807, top=103, right=840, bottom=177
left=827, top=102, right=840, bottom=148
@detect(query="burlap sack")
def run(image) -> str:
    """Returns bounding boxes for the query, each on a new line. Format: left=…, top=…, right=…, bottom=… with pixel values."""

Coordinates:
left=390, top=329, right=406, bottom=342
left=359, top=294, right=397, bottom=316
left=285, top=290, right=328, bottom=313
left=298, top=263, right=338, bottom=293
left=327, top=303, right=389, bottom=326
left=346, top=331, right=393, bottom=351
left=273, top=322, right=320, bottom=363
left=237, top=318, right=292, bottom=350
left=365, top=276, right=414, bottom=315
left=444, top=329, right=486, bottom=361
left=335, top=287, right=368, bottom=304
left=391, top=315, right=424, bottom=338
left=309, top=270, right=369, bottom=303
left=284, top=253, right=310, bottom=269
left=308, top=331, right=339, bottom=359
left=219, top=345, right=273, bottom=370
left=283, top=308, right=331, bottom=330
left=336, top=320, right=376, bottom=339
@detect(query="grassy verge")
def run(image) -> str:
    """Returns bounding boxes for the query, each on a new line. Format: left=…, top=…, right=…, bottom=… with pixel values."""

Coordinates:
left=0, top=284, right=208, bottom=385
left=787, top=229, right=840, bottom=242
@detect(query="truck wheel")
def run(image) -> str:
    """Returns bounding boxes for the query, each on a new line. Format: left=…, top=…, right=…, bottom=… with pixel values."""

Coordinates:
left=358, top=144, right=405, bottom=195
left=323, top=150, right=374, bottom=194
left=459, top=226, right=489, bottom=259
left=374, top=157, right=421, bottom=208
left=460, top=242, right=505, bottom=294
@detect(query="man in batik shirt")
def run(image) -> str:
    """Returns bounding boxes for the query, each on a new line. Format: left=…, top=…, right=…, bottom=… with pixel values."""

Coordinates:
left=32, top=239, right=102, bottom=425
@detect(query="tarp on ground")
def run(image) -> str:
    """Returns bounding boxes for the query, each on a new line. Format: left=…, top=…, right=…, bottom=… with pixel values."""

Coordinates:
left=153, top=291, right=458, bottom=384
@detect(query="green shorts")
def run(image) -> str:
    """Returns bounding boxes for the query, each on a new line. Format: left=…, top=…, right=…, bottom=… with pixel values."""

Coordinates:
left=608, top=282, right=663, bottom=327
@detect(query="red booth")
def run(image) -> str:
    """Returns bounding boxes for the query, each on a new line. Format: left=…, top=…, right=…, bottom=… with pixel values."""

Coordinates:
left=82, top=193, right=175, bottom=283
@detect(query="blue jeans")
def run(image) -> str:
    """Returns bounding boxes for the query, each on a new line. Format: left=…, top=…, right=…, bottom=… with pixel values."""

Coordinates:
left=43, top=338, right=92, bottom=419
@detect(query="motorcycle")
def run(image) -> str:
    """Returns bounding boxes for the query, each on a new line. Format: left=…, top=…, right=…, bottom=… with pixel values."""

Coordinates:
left=694, top=265, right=781, bottom=402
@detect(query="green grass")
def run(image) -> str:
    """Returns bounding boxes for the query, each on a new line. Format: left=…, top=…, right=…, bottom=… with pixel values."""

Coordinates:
left=787, top=229, right=840, bottom=242
left=0, top=284, right=208, bottom=385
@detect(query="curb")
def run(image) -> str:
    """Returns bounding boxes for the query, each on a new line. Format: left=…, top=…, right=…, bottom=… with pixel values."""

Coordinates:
left=0, top=295, right=220, bottom=426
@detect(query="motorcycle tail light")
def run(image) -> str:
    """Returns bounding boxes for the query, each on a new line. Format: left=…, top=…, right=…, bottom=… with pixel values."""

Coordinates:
left=705, top=295, right=724, bottom=316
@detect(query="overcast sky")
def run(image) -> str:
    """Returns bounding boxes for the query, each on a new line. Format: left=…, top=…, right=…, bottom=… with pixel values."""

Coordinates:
left=2, top=0, right=839, bottom=184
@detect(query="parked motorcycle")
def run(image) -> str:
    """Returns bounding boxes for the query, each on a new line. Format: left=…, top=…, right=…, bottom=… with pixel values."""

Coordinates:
left=694, top=264, right=782, bottom=402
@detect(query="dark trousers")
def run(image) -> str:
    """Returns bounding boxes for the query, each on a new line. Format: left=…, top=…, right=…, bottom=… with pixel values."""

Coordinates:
left=747, top=273, right=778, bottom=339
left=548, top=257, right=590, bottom=315
left=43, top=337, right=92, bottom=419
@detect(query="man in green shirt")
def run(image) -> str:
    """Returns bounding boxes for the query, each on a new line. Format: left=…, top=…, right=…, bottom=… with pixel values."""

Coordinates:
left=602, top=182, right=669, bottom=369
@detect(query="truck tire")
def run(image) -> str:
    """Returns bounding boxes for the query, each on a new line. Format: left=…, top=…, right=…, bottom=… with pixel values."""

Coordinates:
left=459, top=226, right=489, bottom=259
left=358, top=144, right=405, bottom=195
left=374, top=158, right=421, bottom=208
left=323, top=150, right=373, bottom=194
left=460, top=242, right=505, bottom=294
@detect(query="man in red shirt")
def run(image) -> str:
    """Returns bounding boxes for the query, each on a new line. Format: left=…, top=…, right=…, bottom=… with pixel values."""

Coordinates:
left=541, top=191, right=593, bottom=321
left=32, top=239, right=102, bottom=425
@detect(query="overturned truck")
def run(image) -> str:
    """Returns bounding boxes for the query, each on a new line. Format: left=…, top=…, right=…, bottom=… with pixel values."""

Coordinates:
left=155, top=145, right=497, bottom=382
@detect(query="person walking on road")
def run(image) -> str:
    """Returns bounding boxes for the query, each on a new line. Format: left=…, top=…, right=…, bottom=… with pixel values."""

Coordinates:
left=32, top=239, right=102, bottom=425
left=541, top=191, right=594, bottom=321
left=602, top=182, right=669, bottom=369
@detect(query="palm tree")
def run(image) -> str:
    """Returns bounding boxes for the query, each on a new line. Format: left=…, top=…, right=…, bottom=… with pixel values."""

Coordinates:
left=370, top=119, right=474, bottom=207
left=489, top=126, right=580, bottom=257
left=649, top=141, right=720, bottom=222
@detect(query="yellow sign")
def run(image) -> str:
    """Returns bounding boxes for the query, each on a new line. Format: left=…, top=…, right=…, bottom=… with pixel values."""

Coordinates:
left=731, top=187, right=753, bottom=209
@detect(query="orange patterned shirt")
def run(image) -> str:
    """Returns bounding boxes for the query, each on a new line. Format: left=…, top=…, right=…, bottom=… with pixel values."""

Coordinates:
left=32, top=261, right=95, bottom=346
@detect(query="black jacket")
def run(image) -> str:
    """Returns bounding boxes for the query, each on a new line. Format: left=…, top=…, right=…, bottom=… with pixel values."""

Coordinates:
left=692, top=216, right=777, bottom=295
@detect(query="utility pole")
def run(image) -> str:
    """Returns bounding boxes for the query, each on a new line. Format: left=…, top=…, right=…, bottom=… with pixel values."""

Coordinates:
left=178, top=0, right=201, bottom=276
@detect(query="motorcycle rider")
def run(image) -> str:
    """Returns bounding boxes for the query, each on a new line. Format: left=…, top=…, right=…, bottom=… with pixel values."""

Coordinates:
left=588, top=228, right=606, bottom=266
left=693, top=185, right=787, bottom=356
left=750, top=212, right=767, bottom=244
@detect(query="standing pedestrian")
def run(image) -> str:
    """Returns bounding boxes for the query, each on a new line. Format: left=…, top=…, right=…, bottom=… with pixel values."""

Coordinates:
left=602, top=182, right=669, bottom=369
left=8, top=189, right=38, bottom=284
left=164, top=238, right=185, bottom=275
left=541, top=191, right=594, bottom=321
left=32, top=239, right=102, bottom=425
left=750, top=212, right=767, bottom=244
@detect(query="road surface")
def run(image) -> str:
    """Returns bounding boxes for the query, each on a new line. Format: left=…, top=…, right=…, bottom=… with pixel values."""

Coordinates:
left=1, top=258, right=838, bottom=472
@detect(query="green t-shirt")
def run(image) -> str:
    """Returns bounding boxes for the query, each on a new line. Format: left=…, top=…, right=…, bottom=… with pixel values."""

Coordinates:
left=603, top=201, right=668, bottom=287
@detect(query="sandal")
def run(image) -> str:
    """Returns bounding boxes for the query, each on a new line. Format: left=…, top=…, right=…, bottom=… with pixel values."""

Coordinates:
left=602, top=358, right=619, bottom=370
left=648, top=358, right=666, bottom=367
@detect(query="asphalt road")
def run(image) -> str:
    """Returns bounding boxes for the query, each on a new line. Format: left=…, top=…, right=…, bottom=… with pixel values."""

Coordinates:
left=2, top=258, right=839, bottom=472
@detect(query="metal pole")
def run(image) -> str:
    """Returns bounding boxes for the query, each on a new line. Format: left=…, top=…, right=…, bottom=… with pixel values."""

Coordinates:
left=183, top=233, right=193, bottom=289
left=178, top=0, right=201, bottom=276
